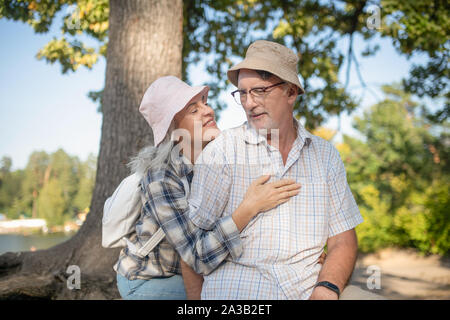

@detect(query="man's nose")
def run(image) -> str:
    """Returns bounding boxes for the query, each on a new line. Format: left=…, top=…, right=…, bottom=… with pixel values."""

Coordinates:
left=243, top=93, right=258, bottom=111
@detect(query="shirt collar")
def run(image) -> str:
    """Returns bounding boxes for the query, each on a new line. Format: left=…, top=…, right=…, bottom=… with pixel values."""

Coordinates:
left=243, top=122, right=268, bottom=145
left=295, top=119, right=313, bottom=148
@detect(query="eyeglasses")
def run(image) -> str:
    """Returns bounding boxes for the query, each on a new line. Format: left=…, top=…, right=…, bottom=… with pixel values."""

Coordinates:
left=231, top=81, right=286, bottom=105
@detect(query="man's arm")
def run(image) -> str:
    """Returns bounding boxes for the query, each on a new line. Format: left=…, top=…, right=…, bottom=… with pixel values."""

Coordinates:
left=180, top=259, right=203, bottom=300
left=309, top=228, right=358, bottom=300
left=310, top=144, right=363, bottom=300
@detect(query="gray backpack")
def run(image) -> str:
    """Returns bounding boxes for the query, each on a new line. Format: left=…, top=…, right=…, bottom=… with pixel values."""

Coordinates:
left=101, top=172, right=165, bottom=258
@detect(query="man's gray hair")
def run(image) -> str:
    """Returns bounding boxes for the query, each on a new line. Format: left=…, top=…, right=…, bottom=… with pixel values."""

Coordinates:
left=237, top=69, right=296, bottom=93
left=241, top=69, right=298, bottom=96
left=236, top=69, right=274, bottom=81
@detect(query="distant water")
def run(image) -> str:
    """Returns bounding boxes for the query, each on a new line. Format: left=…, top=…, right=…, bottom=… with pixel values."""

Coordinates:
left=0, top=233, right=75, bottom=255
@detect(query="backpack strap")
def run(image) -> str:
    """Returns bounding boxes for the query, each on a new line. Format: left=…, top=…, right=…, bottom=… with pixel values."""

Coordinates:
left=125, top=227, right=165, bottom=259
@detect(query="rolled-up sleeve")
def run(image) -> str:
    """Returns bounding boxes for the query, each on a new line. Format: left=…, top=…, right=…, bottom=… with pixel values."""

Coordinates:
left=327, top=146, right=364, bottom=237
left=145, top=176, right=242, bottom=276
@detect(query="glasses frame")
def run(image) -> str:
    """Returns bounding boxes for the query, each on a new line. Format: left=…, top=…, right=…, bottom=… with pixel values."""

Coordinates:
left=231, top=81, right=286, bottom=105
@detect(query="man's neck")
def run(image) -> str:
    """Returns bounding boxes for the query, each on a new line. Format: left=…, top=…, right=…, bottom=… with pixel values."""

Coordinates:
left=267, top=120, right=297, bottom=165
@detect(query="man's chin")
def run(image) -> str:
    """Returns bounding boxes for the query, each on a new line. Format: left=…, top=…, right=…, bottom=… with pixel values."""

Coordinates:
left=249, top=119, right=272, bottom=131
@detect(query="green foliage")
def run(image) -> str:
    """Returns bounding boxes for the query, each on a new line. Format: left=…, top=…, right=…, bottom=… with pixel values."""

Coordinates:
left=354, top=185, right=398, bottom=252
left=1, top=1, right=448, bottom=253
left=0, top=150, right=96, bottom=226
left=422, top=183, right=450, bottom=255
left=0, top=0, right=108, bottom=73
left=342, top=85, right=449, bottom=255
left=183, top=0, right=362, bottom=127
left=37, top=178, right=67, bottom=227
left=37, top=37, right=99, bottom=73
left=380, top=0, right=449, bottom=119
left=183, top=0, right=448, bottom=127
left=19, top=151, right=51, bottom=218
left=0, top=156, right=24, bottom=215
left=381, top=0, right=449, bottom=55
left=1, top=0, right=446, bottom=126
left=72, top=153, right=96, bottom=212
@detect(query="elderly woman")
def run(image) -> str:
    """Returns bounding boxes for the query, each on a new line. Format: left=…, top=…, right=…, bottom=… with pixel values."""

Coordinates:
left=113, top=76, right=302, bottom=300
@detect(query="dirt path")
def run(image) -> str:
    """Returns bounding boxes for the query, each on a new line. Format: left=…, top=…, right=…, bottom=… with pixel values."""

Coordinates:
left=348, top=248, right=450, bottom=300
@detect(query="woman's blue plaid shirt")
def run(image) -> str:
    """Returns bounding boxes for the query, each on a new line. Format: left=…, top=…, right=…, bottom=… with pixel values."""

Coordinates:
left=114, top=155, right=243, bottom=280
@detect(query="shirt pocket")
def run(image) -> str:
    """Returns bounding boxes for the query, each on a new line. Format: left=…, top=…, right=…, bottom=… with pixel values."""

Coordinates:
left=245, top=160, right=275, bottom=180
left=292, top=180, right=329, bottom=247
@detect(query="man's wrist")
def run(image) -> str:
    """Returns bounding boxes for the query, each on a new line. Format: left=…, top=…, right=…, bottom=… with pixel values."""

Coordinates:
left=311, top=285, right=338, bottom=300
left=239, top=202, right=257, bottom=218
left=314, top=281, right=341, bottom=298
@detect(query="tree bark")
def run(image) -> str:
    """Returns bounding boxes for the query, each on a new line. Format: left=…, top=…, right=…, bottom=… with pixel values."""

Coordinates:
left=0, top=0, right=183, bottom=300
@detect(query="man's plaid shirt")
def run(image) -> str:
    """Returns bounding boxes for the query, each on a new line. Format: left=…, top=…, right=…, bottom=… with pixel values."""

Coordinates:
left=114, top=153, right=243, bottom=280
left=189, top=121, right=363, bottom=299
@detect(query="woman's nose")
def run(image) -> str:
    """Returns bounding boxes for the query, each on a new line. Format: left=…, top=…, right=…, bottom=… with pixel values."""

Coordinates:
left=202, top=103, right=214, bottom=116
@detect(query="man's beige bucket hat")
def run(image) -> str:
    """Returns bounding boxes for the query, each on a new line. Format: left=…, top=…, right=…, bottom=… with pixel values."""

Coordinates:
left=227, top=40, right=305, bottom=95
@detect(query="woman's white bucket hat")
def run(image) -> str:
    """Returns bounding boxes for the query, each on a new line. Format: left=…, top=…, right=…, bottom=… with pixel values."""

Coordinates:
left=139, top=76, right=209, bottom=146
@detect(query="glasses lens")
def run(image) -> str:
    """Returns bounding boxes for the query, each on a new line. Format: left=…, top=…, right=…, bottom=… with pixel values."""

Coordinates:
left=251, top=88, right=265, bottom=96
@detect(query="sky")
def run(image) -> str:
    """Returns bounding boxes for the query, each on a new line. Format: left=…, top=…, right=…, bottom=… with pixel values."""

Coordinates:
left=0, top=12, right=428, bottom=171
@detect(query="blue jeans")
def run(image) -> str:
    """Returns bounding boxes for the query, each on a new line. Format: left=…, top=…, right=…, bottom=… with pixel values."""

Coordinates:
left=116, top=273, right=187, bottom=300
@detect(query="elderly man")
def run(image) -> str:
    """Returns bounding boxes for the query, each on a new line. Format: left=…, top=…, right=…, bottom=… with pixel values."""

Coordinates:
left=187, top=40, right=367, bottom=300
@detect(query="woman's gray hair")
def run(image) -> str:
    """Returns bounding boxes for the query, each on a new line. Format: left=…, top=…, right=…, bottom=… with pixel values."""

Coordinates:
left=127, top=122, right=180, bottom=177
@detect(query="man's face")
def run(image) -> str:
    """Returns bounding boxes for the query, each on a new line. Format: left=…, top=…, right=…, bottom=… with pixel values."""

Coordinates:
left=237, top=69, right=295, bottom=132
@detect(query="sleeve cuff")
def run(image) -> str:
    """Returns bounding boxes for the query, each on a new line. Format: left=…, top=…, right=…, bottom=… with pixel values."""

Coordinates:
left=189, top=200, right=216, bottom=230
left=215, top=215, right=243, bottom=260
left=329, top=212, right=364, bottom=237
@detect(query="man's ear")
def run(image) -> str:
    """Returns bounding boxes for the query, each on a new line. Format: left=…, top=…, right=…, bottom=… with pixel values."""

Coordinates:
left=286, top=85, right=298, bottom=104
left=288, top=85, right=298, bottom=97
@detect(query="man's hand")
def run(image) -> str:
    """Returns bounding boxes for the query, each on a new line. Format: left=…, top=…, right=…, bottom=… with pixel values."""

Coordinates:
left=309, top=286, right=339, bottom=300
left=318, top=251, right=327, bottom=264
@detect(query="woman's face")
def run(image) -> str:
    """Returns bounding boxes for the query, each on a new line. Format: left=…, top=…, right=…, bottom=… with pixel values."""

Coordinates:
left=173, top=91, right=220, bottom=149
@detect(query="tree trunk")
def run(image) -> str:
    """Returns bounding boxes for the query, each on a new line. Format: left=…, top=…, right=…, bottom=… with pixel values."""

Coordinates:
left=0, top=0, right=183, bottom=300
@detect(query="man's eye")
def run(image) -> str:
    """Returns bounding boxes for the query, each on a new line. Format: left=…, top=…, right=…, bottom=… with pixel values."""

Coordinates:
left=252, top=88, right=265, bottom=94
left=191, top=108, right=198, bottom=114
